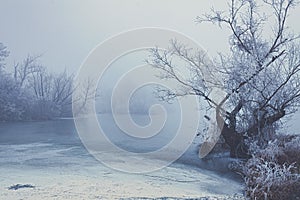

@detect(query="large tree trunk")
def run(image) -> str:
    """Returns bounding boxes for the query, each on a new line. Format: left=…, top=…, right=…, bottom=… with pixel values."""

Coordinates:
left=216, top=101, right=250, bottom=159
left=221, top=124, right=249, bottom=158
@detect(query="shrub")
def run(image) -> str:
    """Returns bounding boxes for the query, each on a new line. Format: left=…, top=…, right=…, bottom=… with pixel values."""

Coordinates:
left=244, top=157, right=300, bottom=199
left=242, top=135, right=300, bottom=200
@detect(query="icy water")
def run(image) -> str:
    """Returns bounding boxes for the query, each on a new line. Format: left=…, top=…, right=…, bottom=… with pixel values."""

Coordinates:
left=0, top=113, right=183, bottom=164
left=0, top=114, right=232, bottom=171
left=0, top=119, right=79, bottom=145
left=0, top=114, right=243, bottom=199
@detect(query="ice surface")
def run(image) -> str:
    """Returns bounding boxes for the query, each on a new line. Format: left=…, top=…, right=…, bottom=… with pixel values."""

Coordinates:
left=0, top=115, right=243, bottom=199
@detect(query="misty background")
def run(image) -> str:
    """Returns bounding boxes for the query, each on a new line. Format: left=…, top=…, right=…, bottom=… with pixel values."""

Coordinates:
left=1, top=0, right=300, bottom=132
left=1, top=1, right=300, bottom=199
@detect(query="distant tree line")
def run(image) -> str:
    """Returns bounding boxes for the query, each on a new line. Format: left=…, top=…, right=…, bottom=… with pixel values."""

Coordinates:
left=0, top=43, right=78, bottom=121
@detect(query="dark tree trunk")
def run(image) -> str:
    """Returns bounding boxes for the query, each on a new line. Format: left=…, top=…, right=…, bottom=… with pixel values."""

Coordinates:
left=216, top=101, right=250, bottom=159
left=221, top=124, right=250, bottom=158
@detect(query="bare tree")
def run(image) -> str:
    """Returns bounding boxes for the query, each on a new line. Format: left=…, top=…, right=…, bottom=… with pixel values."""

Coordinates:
left=27, top=65, right=77, bottom=118
left=14, top=55, right=41, bottom=88
left=12, top=54, right=77, bottom=119
left=148, top=0, right=300, bottom=158
left=52, top=70, right=74, bottom=106
left=72, top=78, right=98, bottom=116
left=0, top=42, right=97, bottom=120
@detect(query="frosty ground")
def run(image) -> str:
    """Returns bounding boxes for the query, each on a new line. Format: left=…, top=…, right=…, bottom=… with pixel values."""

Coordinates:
left=0, top=117, right=244, bottom=199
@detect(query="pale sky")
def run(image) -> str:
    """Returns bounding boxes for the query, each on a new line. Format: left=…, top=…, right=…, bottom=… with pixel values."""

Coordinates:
left=0, top=0, right=300, bottom=132
left=1, top=0, right=299, bottom=72
left=0, top=0, right=228, bottom=72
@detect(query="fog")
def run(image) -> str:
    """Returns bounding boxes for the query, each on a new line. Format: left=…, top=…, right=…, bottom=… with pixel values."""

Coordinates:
left=1, top=1, right=300, bottom=198
left=0, top=0, right=230, bottom=73
left=1, top=0, right=300, bottom=130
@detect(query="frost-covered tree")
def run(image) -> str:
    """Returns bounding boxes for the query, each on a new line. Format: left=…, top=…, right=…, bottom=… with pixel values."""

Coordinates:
left=0, top=43, right=24, bottom=121
left=148, top=0, right=300, bottom=158
left=0, top=43, right=9, bottom=70
left=0, top=44, right=78, bottom=120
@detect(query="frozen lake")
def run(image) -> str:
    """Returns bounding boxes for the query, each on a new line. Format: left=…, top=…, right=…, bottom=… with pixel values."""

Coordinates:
left=0, top=114, right=237, bottom=171
left=0, top=114, right=243, bottom=199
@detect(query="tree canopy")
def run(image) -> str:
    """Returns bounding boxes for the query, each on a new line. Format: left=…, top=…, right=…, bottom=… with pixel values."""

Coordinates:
left=148, top=0, right=300, bottom=157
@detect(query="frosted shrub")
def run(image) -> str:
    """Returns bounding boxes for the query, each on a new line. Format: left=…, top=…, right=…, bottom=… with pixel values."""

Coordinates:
left=244, top=157, right=300, bottom=199
left=243, top=135, right=300, bottom=200
left=283, top=136, right=300, bottom=172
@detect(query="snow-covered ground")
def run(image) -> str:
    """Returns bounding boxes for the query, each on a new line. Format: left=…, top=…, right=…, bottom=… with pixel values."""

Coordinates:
left=0, top=116, right=244, bottom=199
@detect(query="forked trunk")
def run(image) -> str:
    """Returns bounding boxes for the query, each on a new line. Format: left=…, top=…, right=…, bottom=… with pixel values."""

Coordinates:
left=221, top=124, right=249, bottom=158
